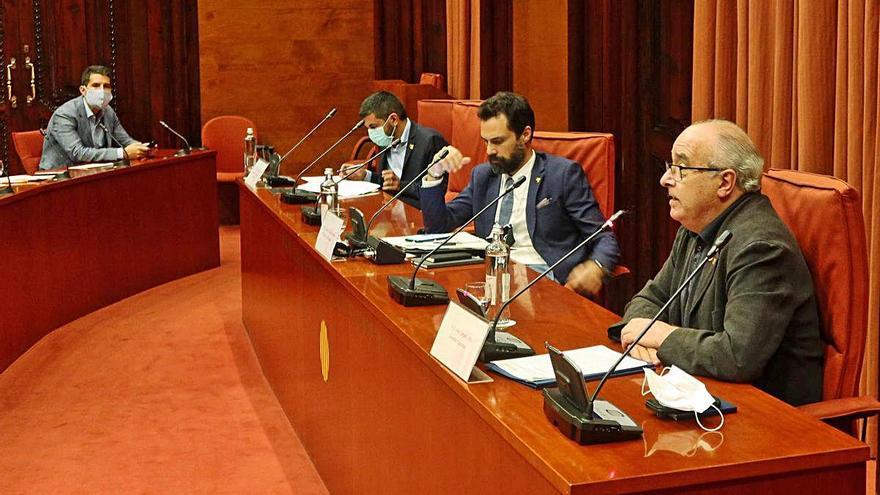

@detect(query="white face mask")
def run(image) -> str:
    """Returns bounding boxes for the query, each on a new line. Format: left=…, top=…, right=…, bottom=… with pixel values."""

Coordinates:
left=84, top=88, right=112, bottom=110
left=642, top=365, right=723, bottom=432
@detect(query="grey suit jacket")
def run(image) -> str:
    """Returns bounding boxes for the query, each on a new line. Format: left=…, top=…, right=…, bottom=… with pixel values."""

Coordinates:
left=39, top=96, right=136, bottom=170
left=620, top=193, right=823, bottom=406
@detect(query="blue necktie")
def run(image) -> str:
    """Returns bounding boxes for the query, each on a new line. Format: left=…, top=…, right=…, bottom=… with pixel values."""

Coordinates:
left=497, top=176, right=515, bottom=245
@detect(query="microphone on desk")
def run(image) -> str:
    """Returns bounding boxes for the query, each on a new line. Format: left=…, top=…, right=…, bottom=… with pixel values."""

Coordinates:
left=299, top=137, right=401, bottom=226
left=542, top=229, right=733, bottom=445
left=158, top=120, right=196, bottom=156
left=346, top=149, right=450, bottom=265
left=0, top=160, right=13, bottom=194
left=477, top=209, right=627, bottom=362
left=281, top=119, right=365, bottom=205
left=386, top=174, right=527, bottom=306
left=266, top=107, right=337, bottom=186
left=97, top=121, right=130, bottom=165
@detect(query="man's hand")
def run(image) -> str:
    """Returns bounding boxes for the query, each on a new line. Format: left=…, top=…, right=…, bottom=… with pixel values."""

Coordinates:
left=381, top=169, right=400, bottom=192
left=627, top=344, right=661, bottom=366
left=430, top=145, right=472, bottom=176
left=619, top=317, right=677, bottom=350
left=125, top=143, right=151, bottom=160
left=338, top=161, right=367, bottom=181
left=564, top=260, right=605, bottom=298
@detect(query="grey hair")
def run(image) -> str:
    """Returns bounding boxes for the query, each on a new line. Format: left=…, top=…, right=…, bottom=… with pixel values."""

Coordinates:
left=696, top=119, right=765, bottom=192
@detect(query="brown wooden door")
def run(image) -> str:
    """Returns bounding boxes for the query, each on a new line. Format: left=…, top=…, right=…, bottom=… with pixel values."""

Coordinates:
left=1, top=0, right=202, bottom=175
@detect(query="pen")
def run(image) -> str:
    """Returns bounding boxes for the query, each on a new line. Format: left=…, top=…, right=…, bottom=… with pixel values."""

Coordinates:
left=406, top=235, right=453, bottom=243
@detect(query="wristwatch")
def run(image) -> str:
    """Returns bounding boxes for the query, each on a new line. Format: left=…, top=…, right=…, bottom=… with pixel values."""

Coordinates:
left=592, top=259, right=612, bottom=278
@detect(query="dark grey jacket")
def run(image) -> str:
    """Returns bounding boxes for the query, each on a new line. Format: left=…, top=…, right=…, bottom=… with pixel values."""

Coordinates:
left=39, top=96, right=136, bottom=169
left=621, top=193, right=823, bottom=406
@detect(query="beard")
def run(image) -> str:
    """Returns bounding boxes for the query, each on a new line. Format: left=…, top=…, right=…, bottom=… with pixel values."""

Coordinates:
left=489, top=141, right=527, bottom=176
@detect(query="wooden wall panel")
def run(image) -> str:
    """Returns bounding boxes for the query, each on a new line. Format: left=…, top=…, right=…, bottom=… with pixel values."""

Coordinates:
left=198, top=1, right=375, bottom=176
left=512, top=0, right=568, bottom=131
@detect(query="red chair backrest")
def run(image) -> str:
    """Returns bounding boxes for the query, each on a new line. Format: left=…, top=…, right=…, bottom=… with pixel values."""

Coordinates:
left=12, top=130, right=44, bottom=175
left=419, top=73, right=445, bottom=91
left=201, top=116, right=256, bottom=175
left=762, top=169, right=868, bottom=401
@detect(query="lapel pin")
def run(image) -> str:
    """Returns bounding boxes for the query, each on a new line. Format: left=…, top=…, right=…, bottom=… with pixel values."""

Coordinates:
left=408, top=143, right=414, bottom=150
left=535, top=176, right=542, bottom=184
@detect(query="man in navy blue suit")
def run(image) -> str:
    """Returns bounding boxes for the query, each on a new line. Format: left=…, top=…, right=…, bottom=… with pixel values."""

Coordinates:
left=420, top=92, right=620, bottom=298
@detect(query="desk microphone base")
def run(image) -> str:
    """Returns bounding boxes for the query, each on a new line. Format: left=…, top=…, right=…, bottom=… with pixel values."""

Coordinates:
left=301, top=206, right=322, bottom=225
left=387, top=275, right=449, bottom=306
left=542, top=389, right=643, bottom=444
left=281, top=190, right=318, bottom=204
left=479, top=332, right=535, bottom=362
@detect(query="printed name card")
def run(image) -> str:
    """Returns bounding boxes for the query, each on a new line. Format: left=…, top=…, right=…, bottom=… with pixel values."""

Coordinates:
left=244, top=158, right=270, bottom=188
left=430, top=301, right=493, bottom=383
left=314, top=211, right=345, bottom=261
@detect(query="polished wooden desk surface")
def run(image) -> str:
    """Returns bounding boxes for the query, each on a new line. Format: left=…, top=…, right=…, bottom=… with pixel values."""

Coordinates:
left=1, top=150, right=220, bottom=372
left=241, top=184, right=868, bottom=494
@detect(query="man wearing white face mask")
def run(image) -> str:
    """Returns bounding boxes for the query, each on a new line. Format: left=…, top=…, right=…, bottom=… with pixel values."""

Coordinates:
left=38, top=65, right=150, bottom=170
left=338, top=91, right=448, bottom=208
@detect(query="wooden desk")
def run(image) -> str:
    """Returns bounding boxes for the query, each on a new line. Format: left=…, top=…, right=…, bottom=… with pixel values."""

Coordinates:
left=240, top=184, right=868, bottom=494
left=1, top=150, right=220, bottom=372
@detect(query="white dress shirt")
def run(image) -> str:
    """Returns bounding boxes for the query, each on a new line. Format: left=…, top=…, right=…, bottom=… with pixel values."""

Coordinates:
left=494, top=150, right=547, bottom=266
left=83, top=98, right=124, bottom=160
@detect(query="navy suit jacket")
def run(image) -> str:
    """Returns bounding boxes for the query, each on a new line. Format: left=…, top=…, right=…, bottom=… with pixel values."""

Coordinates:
left=369, top=121, right=448, bottom=209
left=39, top=96, right=136, bottom=170
left=420, top=151, right=620, bottom=284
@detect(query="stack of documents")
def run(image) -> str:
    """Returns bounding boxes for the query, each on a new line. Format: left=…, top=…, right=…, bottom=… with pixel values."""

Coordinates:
left=298, top=176, right=381, bottom=198
left=487, top=345, right=650, bottom=388
left=7, top=175, right=54, bottom=183
left=382, top=232, right=489, bottom=253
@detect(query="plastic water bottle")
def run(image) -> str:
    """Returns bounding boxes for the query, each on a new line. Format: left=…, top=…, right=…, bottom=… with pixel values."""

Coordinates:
left=319, top=168, right=338, bottom=219
left=243, top=127, right=256, bottom=174
left=485, top=223, right=511, bottom=324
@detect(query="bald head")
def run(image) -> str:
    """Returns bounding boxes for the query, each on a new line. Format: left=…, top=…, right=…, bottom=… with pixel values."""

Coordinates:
left=687, top=120, right=765, bottom=192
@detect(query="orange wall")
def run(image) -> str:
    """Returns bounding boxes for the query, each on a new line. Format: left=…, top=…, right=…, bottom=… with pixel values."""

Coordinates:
left=512, top=0, right=569, bottom=131
left=198, top=1, right=375, bottom=175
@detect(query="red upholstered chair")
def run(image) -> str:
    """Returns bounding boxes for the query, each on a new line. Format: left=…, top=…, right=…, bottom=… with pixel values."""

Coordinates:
left=12, top=130, right=45, bottom=174
left=533, top=132, right=615, bottom=219
left=418, top=73, right=445, bottom=91
left=761, top=169, right=880, bottom=440
left=202, top=116, right=256, bottom=182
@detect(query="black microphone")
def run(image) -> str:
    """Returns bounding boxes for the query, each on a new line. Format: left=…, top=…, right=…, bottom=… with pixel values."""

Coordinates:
left=0, top=160, right=13, bottom=194
left=336, top=137, right=400, bottom=183
left=97, top=121, right=130, bottom=165
left=478, top=209, right=627, bottom=362
left=543, top=229, right=733, bottom=445
left=267, top=108, right=336, bottom=186
left=386, top=174, right=527, bottom=306
left=158, top=120, right=195, bottom=156
left=281, top=119, right=365, bottom=204
left=347, top=149, right=449, bottom=265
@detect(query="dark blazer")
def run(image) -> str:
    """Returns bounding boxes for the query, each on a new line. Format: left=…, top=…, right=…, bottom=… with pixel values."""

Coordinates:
left=39, top=96, right=136, bottom=170
left=620, top=193, right=824, bottom=406
left=420, top=151, right=620, bottom=284
left=369, top=121, right=448, bottom=208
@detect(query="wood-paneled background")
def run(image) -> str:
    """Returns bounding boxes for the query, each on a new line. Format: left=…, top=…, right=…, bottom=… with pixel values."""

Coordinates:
left=0, top=0, right=200, bottom=175
left=198, top=0, right=375, bottom=176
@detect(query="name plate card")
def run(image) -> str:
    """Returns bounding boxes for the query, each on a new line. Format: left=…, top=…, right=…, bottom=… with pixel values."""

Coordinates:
left=244, top=158, right=270, bottom=188
left=430, top=301, right=493, bottom=383
left=314, top=211, right=345, bottom=261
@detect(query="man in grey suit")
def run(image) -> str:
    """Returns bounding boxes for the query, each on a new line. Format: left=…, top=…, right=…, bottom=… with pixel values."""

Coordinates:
left=39, top=65, right=150, bottom=170
left=617, top=120, right=823, bottom=406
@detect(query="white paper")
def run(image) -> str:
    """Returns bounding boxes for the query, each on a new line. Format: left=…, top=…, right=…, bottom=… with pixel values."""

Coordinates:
left=7, top=175, right=54, bottom=183
left=490, top=345, right=649, bottom=382
left=383, top=231, right=489, bottom=252
left=314, top=210, right=345, bottom=261
left=244, top=158, right=270, bottom=188
left=430, top=302, right=492, bottom=382
left=69, top=162, right=114, bottom=170
left=296, top=178, right=380, bottom=198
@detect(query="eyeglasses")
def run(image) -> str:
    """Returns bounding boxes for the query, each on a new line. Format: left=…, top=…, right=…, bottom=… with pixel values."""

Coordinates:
left=663, top=161, right=725, bottom=182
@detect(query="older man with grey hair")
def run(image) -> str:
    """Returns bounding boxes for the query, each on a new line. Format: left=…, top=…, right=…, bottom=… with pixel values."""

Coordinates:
left=615, top=119, right=823, bottom=406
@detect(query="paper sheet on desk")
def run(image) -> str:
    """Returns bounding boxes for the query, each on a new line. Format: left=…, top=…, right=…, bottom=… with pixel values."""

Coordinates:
left=69, top=162, right=115, bottom=170
left=297, top=177, right=381, bottom=198
left=382, top=231, right=489, bottom=253
left=8, top=175, right=54, bottom=183
left=487, top=345, right=650, bottom=388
